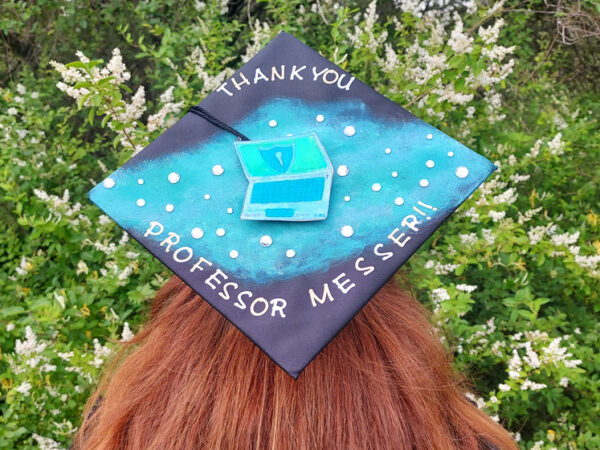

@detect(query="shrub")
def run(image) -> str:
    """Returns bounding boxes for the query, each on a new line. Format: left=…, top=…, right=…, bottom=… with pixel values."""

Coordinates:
left=1, top=1, right=598, bottom=448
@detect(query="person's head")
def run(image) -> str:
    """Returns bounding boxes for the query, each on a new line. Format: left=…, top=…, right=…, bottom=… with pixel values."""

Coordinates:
left=73, top=275, right=516, bottom=449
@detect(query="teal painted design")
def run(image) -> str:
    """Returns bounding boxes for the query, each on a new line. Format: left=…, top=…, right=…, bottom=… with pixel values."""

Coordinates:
left=88, top=98, right=496, bottom=283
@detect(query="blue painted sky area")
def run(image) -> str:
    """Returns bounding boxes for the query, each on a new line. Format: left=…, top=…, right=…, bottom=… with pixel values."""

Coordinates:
left=89, top=98, right=496, bottom=282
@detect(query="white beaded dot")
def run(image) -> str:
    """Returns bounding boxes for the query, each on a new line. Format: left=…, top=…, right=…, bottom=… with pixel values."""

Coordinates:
left=204, top=194, right=211, bottom=200
left=455, top=166, right=469, bottom=178
left=212, top=164, right=224, bottom=176
left=341, top=225, right=354, bottom=237
left=191, top=227, right=204, bottom=239
left=343, top=125, right=356, bottom=137
left=337, top=165, right=349, bottom=177
left=385, top=147, right=391, bottom=154
left=165, top=203, right=175, bottom=212
left=419, top=179, right=429, bottom=187
left=286, top=249, right=296, bottom=258
left=137, top=178, right=144, bottom=185
left=344, top=195, right=351, bottom=202
left=286, top=133, right=294, bottom=136
left=394, top=197, right=405, bottom=206
left=448, top=151, right=454, bottom=157
left=216, top=228, right=226, bottom=237
left=316, top=114, right=324, bottom=122
left=426, top=133, right=433, bottom=140
left=229, top=250, right=239, bottom=259
left=260, top=235, right=273, bottom=248
left=136, top=198, right=146, bottom=207
left=168, top=172, right=180, bottom=184
left=227, top=207, right=233, bottom=214
left=372, top=183, right=382, bottom=192
left=392, top=171, right=398, bottom=178
left=269, top=119, right=277, bottom=127
left=103, top=178, right=115, bottom=189
left=426, top=160, right=435, bottom=168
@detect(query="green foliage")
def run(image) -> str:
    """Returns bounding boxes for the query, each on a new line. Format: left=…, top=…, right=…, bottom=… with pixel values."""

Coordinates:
left=1, top=1, right=599, bottom=448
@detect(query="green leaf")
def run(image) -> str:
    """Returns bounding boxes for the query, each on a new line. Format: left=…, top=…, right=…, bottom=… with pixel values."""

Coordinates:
left=77, top=92, right=93, bottom=110
left=65, top=61, right=86, bottom=69
left=1, top=306, right=25, bottom=317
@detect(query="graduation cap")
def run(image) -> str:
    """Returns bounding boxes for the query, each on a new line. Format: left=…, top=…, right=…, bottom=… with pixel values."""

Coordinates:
left=88, top=32, right=496, bottom=379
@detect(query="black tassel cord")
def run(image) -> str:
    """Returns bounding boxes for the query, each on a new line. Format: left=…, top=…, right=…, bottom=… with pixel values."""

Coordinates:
left=188, top=106, right=250, bottom=141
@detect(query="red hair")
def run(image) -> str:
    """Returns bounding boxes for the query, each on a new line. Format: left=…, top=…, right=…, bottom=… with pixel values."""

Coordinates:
left=73, top=275, right=517, bottom=449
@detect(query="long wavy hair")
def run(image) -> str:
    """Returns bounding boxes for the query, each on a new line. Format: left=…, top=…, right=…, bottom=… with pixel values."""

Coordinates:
left=72, top=275, right=517, bottom=449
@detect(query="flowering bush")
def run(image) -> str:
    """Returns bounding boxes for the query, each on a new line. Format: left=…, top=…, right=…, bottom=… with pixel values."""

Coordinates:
left=1, top=0, right=599, bottom=448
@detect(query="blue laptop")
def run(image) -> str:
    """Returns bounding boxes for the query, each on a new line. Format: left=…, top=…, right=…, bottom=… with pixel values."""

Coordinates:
left=234, top=132, right=333, bottom=221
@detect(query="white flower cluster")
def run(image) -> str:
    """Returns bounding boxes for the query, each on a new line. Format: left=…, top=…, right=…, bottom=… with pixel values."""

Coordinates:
left=547, top=132, right=565, bottom=155
left=33, top=188, right=81, bottom=218
left=456, top=284, right=477, bottom=293
left=431, top=287, right=451, bottom=303
left=147, top=86, right=184, bottom=133
left=393, top=0, right=421, bottom=16
left=15, top=255, right=34, bottom=276
left=460, top=206, right=480, bottom=223
left=186, top=46, right=234, bottom=97
left=460, top=232, right=478, bottom=246
left=8, top=326, right=58, bottom=381
left=15, top=326, right=48, bottom=358
left=348, top=1, right=388, bottom=52
left=463, top=318, right=497, bottom=354
left=122, top=322, right=135, bottom=341
left=52, top=48, right=147, bottom=154
left=448, top=14, right=474, bottom=54
left=32, top=433, right=63, bottom=450
left=242, top=21, right=272, bottom=63
left=488, top=210, right=506, bottom=222
left=528, top=222, right=600, bottom=273
left=403, top=35, right=449, bottom=85
left=424, top=259, right=460, bottom=275
left=89, top=338, right=113, bottom=368
left=490, top=330, right=582, bottom=396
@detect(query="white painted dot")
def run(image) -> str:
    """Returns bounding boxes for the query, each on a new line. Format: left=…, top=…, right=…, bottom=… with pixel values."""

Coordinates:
left=204, top=194, right=211, bottom=200
left=286, top=133, right=294, bottom=136
left=426, top=160, right=435, bottom=168
left=392, top=171, right=399, bottom=178
left=394, top=197, right=404, bottom=206
left=212, top=164, right=224, bottom=176
left=260, top=235, right=273, bottom=247
left=286, top=249, right=296, bottom=258
left=229, top=250, right=239, bottom=259
left=216, top=228, right=226, bottom=237
left=372, top=183, right=382, bottom=192
left=344, top=195, right=351, bottom=202
left=191, top=227, right=204, bottom=239
left=385, top=147, right=392, bottom=154
left=103, top=177, right=115, bottom=189
left=227, top=207, right=233, bottom=214
left=168, top=172, right=180, bottom=184
left=165, top=203, right=175, bottom=212
left=137, top=178, right=144, bottom=185
left=426, top=133, right=433, bottom=140
left=448, top=151, right=454, bottom=157
left=344, top=125, right=356, bottom=137
left=136, top=198, right=146, bottom=207
left=455, top=166, right=469, bottom=178
left=337, top=165, right=349, bottom=177
left=419, top=179, right=429, bottom=187
left=269, top=119, right=277, bottom=127
left=316, top=114, right=324, bottom=123
left=341, top=225, right=354, bottom=237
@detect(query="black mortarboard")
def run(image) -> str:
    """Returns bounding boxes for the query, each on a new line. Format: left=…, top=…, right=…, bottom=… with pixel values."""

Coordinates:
left=88, top=32, right=496, bottom=378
